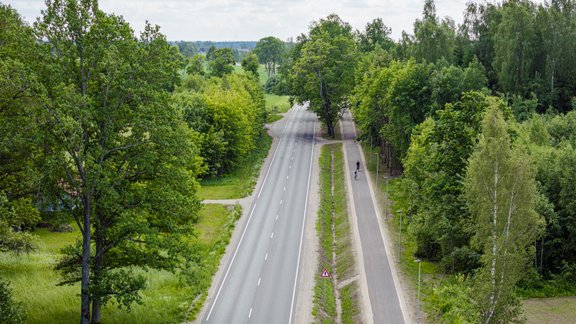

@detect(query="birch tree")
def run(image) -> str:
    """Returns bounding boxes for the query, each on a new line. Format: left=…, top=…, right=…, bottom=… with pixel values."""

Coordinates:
left=465, top=105, right=544, bottom=323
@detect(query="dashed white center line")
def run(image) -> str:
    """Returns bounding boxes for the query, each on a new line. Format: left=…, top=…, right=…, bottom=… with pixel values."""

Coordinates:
left=257, top=277, right=261, bottom=286
left=283, top=186, right=286, bottom=191
left=248, top=307, right=253, bottom=318
left=287, top=175, right=289, bottom=179
left=265, top=252, right=269, bottom=260
left=280, top=199, right=283, bottom=205
left=271, top=232, right=274, bottom=239
left=289, top=165, right=292, bottom=169
left=275, top=214, right=279, bottom=220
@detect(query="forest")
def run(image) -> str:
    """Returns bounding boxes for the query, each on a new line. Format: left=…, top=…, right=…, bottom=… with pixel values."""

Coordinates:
left=277, top=0, right=576, bottom=322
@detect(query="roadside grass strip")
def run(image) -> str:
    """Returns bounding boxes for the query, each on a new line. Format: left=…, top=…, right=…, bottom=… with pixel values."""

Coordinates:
left=313, top=144, right=361, bottom=323
left=199, top=133, right=272, bottom=200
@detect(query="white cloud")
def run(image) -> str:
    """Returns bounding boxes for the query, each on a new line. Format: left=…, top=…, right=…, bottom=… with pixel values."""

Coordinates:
left=3, top=0, right=544, bottom=41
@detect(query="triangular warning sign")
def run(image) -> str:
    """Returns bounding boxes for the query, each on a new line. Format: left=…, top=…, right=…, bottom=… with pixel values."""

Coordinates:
left=320, top=268, right=330, bottom=278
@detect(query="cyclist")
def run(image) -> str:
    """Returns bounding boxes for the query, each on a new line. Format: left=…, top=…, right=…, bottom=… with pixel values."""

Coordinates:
left=356, top=160, right=360, bottom=171
left=354, top=169, right=358, bottom=180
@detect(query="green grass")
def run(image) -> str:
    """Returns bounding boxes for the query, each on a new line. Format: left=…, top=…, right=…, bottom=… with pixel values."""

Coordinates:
left=198, top=133, right=272, bottom=200
left=265, top=93, right=290, bottom=114
left=0, top=204, right=239, bottom=323
left=524, top=297, right=576, bottom=324
left=313, top=144, right=360, bottom=323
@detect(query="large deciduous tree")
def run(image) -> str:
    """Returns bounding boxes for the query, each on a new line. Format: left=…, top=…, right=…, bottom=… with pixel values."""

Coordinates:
left=35, top=1, right=201, bottom=323
left=465, top=105, right=544, bottom=323
left=254, top=36, right=284, bottom=77
left=289, top=14, right=356, bottom=137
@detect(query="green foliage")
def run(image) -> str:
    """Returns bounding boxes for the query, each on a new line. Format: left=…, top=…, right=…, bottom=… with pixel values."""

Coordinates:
left=356, top=18, right=395, bottom=53
left=0, top=279, right=26, bottom=323
left=254, top=36, right=285, bottom=77
left=187, top=54, right=206, bottom=76
left=412, top=0, right=457, bottom=64
left=428, top=275, right=479, bottom=323
left=241, top=53, right=259, bottom=77
left=465, top=105, right=544, bottom=323
left=289, top=14, right=357, bottom=137
left=208, top=48, right=235, bottom=77
left=401, top=92, right=500, bottom=270
left=178, top=73, right=266, bottom=177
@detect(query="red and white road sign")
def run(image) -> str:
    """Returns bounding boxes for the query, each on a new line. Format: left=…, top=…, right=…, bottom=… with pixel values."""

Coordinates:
left=320, top=268, right=330, bottom=278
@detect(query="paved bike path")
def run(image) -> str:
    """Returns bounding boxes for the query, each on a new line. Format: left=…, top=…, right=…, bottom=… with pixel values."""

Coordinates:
left=341, top=111, right=408, bottom=324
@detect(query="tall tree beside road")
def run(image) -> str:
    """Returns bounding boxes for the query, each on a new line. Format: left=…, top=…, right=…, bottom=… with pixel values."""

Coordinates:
left=254, top=36, right=285, bottom=77
left=289, top=14, right=357, bottom=137
left=35, top=1, right=201, bottom=323
left=465, top=105, right=544, bottom=323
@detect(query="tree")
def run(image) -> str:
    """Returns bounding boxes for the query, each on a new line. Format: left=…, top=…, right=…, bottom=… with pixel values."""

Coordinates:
left=402, top=92, right=494, bottom=270
left=0, top=4, right=43, bottom=253
left=254, top=36, right=285, bottom=77
left=413, top=0, right=457, bottom=63
left=357, top=18, right=395, bottom=53
left=187, top=54, right=205, bottom=76
left=241, top=53, right=259, bottom=77
left=289, top=14, right=356, bottom=137
left=493, top=1, right=537, bottom=95
left=465, top=105, right=544, bottom=323
left=208, top=48, right=235, bottom=77
left=35, top=1, right=201, bottom=323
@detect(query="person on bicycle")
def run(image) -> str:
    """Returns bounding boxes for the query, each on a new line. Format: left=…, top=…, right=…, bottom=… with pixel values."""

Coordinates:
left=354, top=169, right=358, bottom=180
left=356, top=160, right=360, bottom=171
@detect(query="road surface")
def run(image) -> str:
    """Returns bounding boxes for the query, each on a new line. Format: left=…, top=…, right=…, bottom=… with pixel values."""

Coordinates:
left=203, top=104, right=316, bottom=324
left=341, top=110, right=407, bottom=324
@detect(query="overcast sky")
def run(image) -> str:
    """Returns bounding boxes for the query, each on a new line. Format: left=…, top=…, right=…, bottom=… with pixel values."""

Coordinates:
left=5, top=1, right=501, bottom=41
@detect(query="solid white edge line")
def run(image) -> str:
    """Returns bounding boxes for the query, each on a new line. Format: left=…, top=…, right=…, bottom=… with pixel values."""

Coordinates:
left=248, top=307, right=253, bottom=318
left=205, top=202, right=258, bottom=321
left=288, top=114, right=316, bottom=324
left=206, top=107, right=300, bottom=322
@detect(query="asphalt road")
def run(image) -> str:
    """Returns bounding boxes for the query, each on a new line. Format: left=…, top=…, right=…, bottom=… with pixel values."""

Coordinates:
left=203, top=104, right=316, bottom=324
left=341, top=111, right=406, bottom=324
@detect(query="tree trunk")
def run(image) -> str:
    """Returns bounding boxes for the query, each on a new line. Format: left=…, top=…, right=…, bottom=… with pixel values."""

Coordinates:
left=81, top=195, right=92, bottom=324
left=91, top=224, right=104, bottom=324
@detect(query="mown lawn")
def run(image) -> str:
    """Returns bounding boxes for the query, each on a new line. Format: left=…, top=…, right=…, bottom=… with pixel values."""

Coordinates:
left=0, top=203, right=237, bottom=323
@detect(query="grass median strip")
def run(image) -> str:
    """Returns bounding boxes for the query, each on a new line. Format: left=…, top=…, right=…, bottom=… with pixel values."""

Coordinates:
left=313, top=143, right=361, bottom=323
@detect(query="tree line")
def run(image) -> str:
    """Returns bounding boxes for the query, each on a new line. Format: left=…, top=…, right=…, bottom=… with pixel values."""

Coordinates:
left=278, top=0, right=576, bottom=322
left=0, top=1, right=267, bottom=323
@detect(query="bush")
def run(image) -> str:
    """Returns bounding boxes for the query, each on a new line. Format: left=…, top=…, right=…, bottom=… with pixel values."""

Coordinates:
left=428, top=274, right=479, bottom=323
left=0, top=279, right=26, bottom=323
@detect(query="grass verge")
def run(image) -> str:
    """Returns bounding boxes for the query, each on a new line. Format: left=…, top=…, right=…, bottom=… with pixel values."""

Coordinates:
left=313, top=144, right=360, bottom=323
left=0, top=204, right=240, bottom=323
left=199, top=133, right=272, bottom=200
